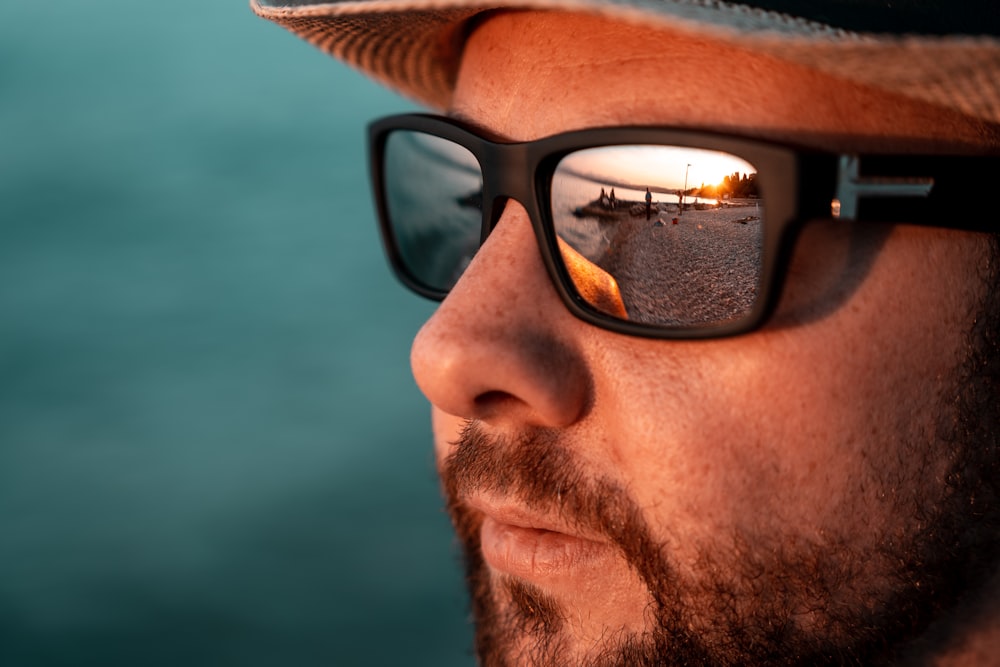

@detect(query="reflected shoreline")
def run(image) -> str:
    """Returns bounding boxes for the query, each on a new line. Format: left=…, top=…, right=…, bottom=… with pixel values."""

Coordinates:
left=571, top=195, right=760, bottom=223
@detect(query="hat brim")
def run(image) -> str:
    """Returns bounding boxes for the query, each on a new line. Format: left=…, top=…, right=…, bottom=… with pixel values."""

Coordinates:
left=252, top=0, right=1000, bottom=124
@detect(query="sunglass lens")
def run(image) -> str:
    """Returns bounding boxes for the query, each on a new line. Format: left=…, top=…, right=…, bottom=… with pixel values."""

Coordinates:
left=551, top=145, right=764, bottom=327
left=382, top=131, right=483, bottom=294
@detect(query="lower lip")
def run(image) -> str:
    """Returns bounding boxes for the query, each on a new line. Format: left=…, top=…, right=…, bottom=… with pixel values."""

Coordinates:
left=479, top=516, right=612, bottom=582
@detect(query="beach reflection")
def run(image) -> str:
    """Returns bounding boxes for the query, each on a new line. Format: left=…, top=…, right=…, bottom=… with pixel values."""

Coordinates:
left=552, top=145, right=764, bottom=326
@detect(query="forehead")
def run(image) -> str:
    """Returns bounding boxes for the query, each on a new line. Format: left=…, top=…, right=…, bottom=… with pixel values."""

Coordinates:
left=451, top=11, right=995, bottom=149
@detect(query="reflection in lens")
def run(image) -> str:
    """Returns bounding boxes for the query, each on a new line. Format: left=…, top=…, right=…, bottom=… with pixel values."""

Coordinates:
left=551, top=145, right=764, bottom=327
left=383, top=131, right=483, bottom=292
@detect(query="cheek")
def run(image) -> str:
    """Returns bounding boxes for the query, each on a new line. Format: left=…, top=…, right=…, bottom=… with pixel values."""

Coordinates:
left=589, top=226, right=986, bottom=543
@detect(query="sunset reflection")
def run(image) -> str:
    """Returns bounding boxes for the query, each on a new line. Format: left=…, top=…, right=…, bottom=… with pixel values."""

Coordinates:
left=551, top=145, right=763, bottom=326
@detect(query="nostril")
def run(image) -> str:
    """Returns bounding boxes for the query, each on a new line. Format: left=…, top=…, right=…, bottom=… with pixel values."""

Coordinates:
left=474, top=390, right=521, bottom=415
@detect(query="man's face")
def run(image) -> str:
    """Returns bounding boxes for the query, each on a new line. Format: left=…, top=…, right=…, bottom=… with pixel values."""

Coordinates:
left=408, top=11, right=997, bottom=665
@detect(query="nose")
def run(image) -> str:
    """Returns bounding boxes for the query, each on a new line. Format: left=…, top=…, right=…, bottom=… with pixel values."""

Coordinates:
left=410, top=202, right=591, bottom=429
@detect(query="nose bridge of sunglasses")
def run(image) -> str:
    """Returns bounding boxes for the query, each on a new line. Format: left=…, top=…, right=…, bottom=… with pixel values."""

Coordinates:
left=478, top=140, right=540, bottom=227
left=474, top=141, right=631, bottom=322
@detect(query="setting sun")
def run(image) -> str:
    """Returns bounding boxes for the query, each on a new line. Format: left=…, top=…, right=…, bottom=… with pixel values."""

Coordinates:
left=557, top=144, right=757, bottom=196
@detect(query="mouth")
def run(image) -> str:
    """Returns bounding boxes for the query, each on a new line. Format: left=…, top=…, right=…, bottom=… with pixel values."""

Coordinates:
left=470, top=496, right=618, bottom=586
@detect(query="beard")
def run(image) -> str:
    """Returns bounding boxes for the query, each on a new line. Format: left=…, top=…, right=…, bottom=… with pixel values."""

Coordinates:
left=438, top=243, right=1000, bottom=666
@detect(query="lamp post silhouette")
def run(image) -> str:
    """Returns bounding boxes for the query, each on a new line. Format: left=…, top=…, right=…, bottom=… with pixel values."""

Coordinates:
left=680, top=163, right=691, bottom=215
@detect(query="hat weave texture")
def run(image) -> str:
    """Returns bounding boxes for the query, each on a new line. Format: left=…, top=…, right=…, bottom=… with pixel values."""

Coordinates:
left=252, top=0, right=1000, bottom=124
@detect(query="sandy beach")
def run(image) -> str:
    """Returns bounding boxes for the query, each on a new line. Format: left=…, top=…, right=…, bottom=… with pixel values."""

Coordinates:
left=562, top=201, right=764, bottom=326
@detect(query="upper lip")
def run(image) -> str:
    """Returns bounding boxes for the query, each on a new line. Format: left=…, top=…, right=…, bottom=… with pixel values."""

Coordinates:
left=465, top=492, right=608, bottom=543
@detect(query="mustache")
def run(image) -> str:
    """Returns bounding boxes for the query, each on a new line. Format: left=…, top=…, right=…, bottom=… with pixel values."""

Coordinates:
left=440, top=420, right=675, bottom=606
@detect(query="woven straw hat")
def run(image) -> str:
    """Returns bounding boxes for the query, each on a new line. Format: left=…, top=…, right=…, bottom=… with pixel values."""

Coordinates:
left=252, top=0, right=1000, bottom=124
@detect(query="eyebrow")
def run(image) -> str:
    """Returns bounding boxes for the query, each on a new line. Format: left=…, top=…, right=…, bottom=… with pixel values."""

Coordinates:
left=445, top=108, right=522, bottom=143
left=446, top=108, right=476, bottom=125
left=445, top=108, right=1000, bottom=155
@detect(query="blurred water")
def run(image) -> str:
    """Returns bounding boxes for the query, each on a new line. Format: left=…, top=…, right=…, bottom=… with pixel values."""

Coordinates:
left=0, top=2, right=472, bottom=665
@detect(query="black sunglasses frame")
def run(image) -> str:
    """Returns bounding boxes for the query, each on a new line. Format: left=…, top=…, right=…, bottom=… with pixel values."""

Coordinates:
left=368, top=113, right=997, bottom=339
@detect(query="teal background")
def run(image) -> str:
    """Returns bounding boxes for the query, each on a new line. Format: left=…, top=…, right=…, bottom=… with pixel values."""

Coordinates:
left=1, top=2, right=473, bottom=665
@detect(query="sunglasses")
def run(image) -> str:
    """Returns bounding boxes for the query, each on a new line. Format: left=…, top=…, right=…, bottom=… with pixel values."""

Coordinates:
left=368, top=113, right=996, bottom=339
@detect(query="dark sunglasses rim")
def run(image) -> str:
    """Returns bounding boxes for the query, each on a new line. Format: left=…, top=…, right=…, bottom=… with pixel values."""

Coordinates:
left=368, top=112, right=999, bottom=340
